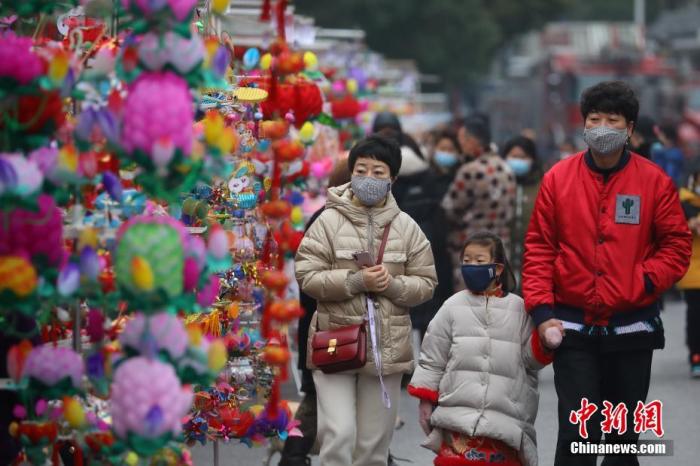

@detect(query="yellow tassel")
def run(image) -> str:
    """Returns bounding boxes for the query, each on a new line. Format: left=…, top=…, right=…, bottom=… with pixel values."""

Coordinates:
left=203, top=310, right=221, bottom=338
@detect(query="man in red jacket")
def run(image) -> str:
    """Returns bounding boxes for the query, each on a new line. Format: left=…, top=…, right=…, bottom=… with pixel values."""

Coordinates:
left=523, top=81, right=692, bottom=466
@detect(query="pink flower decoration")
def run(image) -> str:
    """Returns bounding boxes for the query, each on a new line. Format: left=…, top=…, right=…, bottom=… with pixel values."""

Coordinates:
left=0, top=194, right=64, bottom=266
left=35, top=399, right=47, bottom=416
left=119, top=311, right=188, bottom=360
left=13, top=405, right=26, bottom=419
left=121, top=0, right=196, bottom=22
left=110, top=357, right=192, bottom=439
left=22, top=346, right=84, bottom=389
left=0, top=32, right=44, bottom=85
left=196, top=274, right=220, bottom=307
left=121, top=71, right=193, bottom=158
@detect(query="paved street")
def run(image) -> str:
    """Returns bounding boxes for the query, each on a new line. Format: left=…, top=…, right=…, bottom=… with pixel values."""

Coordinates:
left=192, top=299, right=700, bottom=465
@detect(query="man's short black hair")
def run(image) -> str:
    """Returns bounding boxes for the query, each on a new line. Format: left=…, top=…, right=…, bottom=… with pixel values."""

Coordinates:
left=372, top=111, right=402, bottom=134
left=462, top=115, right=491, bottom=151
left=348, top=135, right=402, bottom=178
left=580, top=81, right=639, bottom=124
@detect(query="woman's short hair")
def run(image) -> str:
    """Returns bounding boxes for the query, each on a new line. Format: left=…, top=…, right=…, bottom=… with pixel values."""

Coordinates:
left=580, top=81, right=639, bottom=124
left=501, top=135, right=538, bottom=160
left=347, top=135, right=402, bottom=178
left=435, top=129, right=461, bottom=154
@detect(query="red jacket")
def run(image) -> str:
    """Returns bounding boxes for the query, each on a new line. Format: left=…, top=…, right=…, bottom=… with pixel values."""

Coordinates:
left=523, top=151, right=692, bottom=326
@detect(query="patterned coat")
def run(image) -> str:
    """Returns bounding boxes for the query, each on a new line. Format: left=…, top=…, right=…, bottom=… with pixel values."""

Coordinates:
left=441, top=154, right=516, bottom=289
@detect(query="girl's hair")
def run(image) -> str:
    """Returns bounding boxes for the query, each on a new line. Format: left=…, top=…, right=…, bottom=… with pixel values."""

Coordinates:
left=462, top=231, right=517, bottom=293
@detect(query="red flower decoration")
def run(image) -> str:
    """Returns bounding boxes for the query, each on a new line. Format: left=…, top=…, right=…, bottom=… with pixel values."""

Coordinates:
left=84, top=431, right=115, bottom=453
left=16, top=421, right=58, bottom=444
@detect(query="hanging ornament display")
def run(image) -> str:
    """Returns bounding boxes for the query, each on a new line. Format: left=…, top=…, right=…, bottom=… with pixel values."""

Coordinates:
left=0, top=0, right=387, bottom=461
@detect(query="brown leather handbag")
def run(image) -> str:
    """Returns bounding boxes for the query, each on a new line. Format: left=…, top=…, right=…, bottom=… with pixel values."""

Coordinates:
left=311, top=223, right=391, bottom=374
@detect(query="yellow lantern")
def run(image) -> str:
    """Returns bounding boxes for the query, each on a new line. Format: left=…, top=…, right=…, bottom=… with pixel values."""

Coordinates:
left=298, top=121, right=315, bottom=144
left=303, top=51, right=318, bottom=71
left=260, top=53, right=273, bottom=71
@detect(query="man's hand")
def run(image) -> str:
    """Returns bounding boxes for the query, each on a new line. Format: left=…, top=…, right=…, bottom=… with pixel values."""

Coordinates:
left=537, top=318, right=564, bottom=350
left=690, top=216, right=700, bottom=235
left=362, top=264, right=390, bottom=292
left=418, top=399, right=434, bottom=435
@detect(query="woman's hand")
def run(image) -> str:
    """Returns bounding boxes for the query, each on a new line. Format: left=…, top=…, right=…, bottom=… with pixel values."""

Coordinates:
left=418, top=399, right=434, bottom=435
left=362, top=265, right=391, bottom=292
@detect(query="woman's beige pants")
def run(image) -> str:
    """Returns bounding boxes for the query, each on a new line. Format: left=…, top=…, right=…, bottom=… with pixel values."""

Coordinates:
left=313, top=370, right=402, bottom=466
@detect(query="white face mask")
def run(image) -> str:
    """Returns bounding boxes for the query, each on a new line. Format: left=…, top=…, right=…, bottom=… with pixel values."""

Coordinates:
left=433, top=151, right=458, bottom=168
left=506, top=158, right=532, bottom=177
left=583, top=126, right=628, bottom=156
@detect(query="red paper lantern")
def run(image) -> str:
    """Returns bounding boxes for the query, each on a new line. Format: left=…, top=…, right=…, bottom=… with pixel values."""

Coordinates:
left=267, top=300, right=304, bottom=322
left=261, top=199, right=292, bottom=219
left=260, top=270, right=289, bottom=291
left=272, top=139, right=304, bottom=162
left=259, top=119, right=289, bottom=140
left=262, top=344, right=290, bottom=366
left=331, top=96, right=361, bottom=120
left=260, top=81, right=323, bottom=129
left=273, top=221, right=304, bottom=254
left=275, top=51, right=304, bottom=75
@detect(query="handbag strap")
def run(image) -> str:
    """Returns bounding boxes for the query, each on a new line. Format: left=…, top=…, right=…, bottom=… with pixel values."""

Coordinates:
left=376, top=223, right=392, bottom=265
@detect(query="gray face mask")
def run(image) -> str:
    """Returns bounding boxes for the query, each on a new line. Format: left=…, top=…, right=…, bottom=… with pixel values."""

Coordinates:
left=583, top=126, right=629, bottom=156
left=351, top=175, right=391, bottom=206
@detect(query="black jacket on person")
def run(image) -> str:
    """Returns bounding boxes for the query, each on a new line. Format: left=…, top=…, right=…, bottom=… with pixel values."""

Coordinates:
left=296, top=207, right=325, bottom=394
left=392, top=147, right=454, bottom=335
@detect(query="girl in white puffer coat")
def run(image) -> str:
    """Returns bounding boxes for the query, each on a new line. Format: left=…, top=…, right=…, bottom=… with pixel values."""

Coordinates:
left=408, top=232, right=562, bottom=466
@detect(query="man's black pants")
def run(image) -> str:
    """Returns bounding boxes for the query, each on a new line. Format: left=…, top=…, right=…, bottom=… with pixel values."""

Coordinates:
left=684, top=290, right=700, bottom=359
left=553, top=346, right=654, bottom=466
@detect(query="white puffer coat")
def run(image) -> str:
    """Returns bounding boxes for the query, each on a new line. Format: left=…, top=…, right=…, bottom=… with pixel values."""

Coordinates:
left=408, top=291, right=552, bottom=466
left=295, top=182, right=438, bottom=375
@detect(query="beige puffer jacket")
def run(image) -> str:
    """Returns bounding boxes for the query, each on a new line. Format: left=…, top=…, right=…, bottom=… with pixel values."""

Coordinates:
left=408, top=291, right=552, bottom=466
left=295, top=182, right=438, bottom=375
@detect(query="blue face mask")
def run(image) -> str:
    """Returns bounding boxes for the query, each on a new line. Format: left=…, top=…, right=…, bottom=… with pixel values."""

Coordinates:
left=506, top=158, right=532, bottom=177
left=434, top=151, right=458, bottom=168
left=461, top=264, right=498, bottom=293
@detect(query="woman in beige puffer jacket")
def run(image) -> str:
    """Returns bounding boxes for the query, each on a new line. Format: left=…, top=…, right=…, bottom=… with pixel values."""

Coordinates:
left=295, top=135, right=437, bottom=466
left=408, top=232, right=554, bottom=466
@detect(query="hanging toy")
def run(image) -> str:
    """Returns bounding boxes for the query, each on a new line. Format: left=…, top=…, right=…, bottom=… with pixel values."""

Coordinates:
left=227, top=160, right=264, bottom=210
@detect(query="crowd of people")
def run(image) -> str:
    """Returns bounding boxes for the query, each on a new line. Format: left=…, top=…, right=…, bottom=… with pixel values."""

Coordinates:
left=279, top=80, right=700, bottom=466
